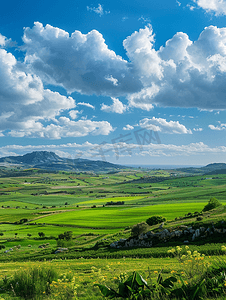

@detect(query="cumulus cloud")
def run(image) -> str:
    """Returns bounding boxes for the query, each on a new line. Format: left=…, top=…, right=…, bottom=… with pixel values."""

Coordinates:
left=16, top=22, right=226, bottom=110
left=123, top=124, right=134, bottom=130
left=0, top=48, right=76, bottom=133
left=2, top=19, right=226, bottom=137
left=123, top=25, right=226, bottom=110
left=139, top=117, right=192, bottom=134
left=8, top=118, right=114, bottom=139
left=22, top=22, right=141, bottom=96
left=101, top=97, right=127, bottom=114
left=0, top=45, right=115, bottom=139
left=193, top=0, right=226, bottom=15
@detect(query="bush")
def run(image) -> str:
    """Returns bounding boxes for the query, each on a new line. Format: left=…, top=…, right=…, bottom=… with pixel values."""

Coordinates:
left=146, top=216, right=166, bottom=226
left=203, top=197, right=222, bottom=212
left=131, top=222, right=148, bottom=237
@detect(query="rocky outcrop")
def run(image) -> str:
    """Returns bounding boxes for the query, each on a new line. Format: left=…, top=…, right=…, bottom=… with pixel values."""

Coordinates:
left=110, top=224, right=226, bottom=249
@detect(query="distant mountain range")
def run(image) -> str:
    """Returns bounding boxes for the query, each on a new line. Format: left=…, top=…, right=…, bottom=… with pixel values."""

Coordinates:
left=176, top=163, right=226, bottom=175
left=0, top=151, right=226, bottom=175
left=0, top=151, right=125, bottom=172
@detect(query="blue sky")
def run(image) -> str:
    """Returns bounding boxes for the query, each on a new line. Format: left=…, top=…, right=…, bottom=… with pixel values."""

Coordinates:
left=1, top=0, right=226, bottom=166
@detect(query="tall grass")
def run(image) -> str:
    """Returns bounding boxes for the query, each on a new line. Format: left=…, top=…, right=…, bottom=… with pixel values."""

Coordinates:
left=2, top=265, right=58, bottom=299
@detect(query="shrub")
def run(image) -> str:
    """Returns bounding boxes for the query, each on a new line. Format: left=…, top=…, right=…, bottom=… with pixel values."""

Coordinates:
left=131, top=222, right=148, bottom=237
left=146, top=216, right=166, bottom=226
left=203, top=197, right=222, bottom=212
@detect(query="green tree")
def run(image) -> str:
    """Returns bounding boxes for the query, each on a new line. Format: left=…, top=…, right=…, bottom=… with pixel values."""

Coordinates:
left=38, top=232, right=45, bottom=238
left=146, top=216, right=166, bottom=226
left=131, top=222, right=148, bottom=237
left=203, top=197, right=222, bottom=212
left=58, top=231, right=72, bottom=241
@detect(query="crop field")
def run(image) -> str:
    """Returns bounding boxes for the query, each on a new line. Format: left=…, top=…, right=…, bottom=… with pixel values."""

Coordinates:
left=1, top=168, right=226, bottom=299
left=36, top=202, right=210, bottom=230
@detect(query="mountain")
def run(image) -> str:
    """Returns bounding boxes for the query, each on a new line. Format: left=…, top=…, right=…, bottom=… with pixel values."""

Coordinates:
left=0, top=151, right=125, bottom=172
left=176, top=163, right=226, bottom=175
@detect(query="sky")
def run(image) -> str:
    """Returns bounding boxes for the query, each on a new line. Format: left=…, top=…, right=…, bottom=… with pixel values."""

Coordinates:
left=1, top=0, right=226, bottom=166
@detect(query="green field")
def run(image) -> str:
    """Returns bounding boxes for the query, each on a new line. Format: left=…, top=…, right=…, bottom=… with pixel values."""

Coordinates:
left=1, top=169, right=226, bottom=299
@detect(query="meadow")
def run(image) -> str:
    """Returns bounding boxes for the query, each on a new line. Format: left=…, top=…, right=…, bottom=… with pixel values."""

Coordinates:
left=1, top=168, right=226, bottom=299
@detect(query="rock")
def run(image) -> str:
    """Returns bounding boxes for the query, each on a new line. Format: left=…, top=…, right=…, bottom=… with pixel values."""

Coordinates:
left=55, top=247, right=68, bottom=254
left=195, top=229, right=200, bottom=238
left=183, top=240, right=189, bottom=244
left=200, top=227, right=205, bottom=233
left=119, top=238, right=126, bottom=243
left=158, top=222, right=164, bottom=229
left=174, top=230, right=182, bottom=237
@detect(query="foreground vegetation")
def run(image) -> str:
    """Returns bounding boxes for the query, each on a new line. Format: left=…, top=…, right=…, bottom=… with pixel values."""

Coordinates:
left=1, top=167, right=226, bottom=298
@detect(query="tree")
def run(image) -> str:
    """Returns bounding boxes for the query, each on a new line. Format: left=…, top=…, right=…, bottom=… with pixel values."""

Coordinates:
left=146, top=216, right=166, bottom=226
left=58, top=231, right=72, bottom=241
left=0, top=233, right=4, bottom=236
left=203, top=197, right=222, bottom=212
left=131, top=222, right=148, bottom=237
left=38, top=232, right=45, bottom=238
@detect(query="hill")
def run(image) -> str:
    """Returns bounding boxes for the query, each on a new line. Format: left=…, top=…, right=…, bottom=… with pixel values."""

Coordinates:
left=175, top=162, right=226, bottom=175
left=0, top=151, right=125, bottom=172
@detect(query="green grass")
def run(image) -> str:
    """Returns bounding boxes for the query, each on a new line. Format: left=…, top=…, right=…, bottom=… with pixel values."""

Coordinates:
left=37, top=202, right=208, bottom=230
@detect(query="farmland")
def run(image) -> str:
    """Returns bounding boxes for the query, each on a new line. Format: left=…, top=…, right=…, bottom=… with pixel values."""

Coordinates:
left=1, top=167, right=226, bottom=299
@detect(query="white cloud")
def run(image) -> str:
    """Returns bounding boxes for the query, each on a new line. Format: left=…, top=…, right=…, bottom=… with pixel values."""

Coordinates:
left=0, top=46, right=116, bottom=139
left=123, top=124, right=134, bottom=131
left=87, top=4, right=109, bottom=16
left=101, top=97, right=127, bottom=114
left=124, top=25, right=226, bottom=110
left=8, top=118, right=114, bottom=139
left=2, top=20, right=226, bottom=130
left=139, top=117, right=192, bottom=134
left=193, top=0, right=226, bottom=15
left=138, top=16, right=151, bottom=23
left=1, top=141, right=226, bottom=161
left=0, top=34, right=7, bottom=47
left=209, top=123, right=226, bottom=130
left=193, top=127, right=203, bottom=131
left=69, top=110, right=80, bottom=119
left=105, top=75, right=118, bottom=86
left=23, top=22, right=141, bottom=97
left=0, top=48, right=76, bottom=133
left=77, top=102, right=95, bottom=109
left=187, top=4, right=196, bottom=10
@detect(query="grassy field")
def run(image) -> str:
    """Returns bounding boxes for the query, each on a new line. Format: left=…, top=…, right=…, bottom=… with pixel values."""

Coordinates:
left=1, top=169, right=226, bottom=299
